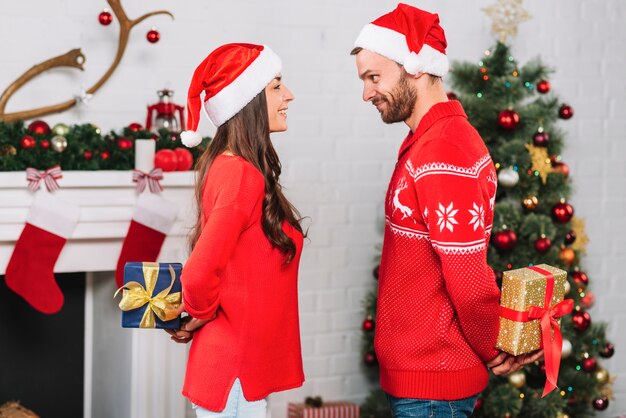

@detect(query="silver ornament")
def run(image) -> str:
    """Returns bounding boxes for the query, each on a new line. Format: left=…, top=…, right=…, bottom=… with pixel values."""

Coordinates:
left=562, top=339, right=572, bottom=358
left=498, top=166, right=519, bottom=188
left=51, top=135, right=68, bottom=153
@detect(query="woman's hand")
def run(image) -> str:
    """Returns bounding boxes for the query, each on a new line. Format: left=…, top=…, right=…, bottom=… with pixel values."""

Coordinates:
left=164, top=304, right=214, bottom=344
left=488, top=349, right=544, bottom=376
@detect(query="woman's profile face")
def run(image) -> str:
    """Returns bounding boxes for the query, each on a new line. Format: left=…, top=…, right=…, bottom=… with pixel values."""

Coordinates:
left=265, top=75, right=294, bottom=133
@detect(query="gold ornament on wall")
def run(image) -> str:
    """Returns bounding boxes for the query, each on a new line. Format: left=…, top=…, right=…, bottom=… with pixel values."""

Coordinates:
left=483, top=0, right=531, bottom=43
left=0, top=0, right=174, bottom=122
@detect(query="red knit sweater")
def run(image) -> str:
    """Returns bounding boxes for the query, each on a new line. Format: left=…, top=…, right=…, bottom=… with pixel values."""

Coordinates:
left=180, top=155, right=304, bottom=411
left=375, top=101, right=501, bottom=400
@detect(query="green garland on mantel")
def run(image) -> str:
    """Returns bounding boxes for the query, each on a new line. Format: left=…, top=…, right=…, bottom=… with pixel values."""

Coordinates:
left=0, top=121, right=210, bottom=171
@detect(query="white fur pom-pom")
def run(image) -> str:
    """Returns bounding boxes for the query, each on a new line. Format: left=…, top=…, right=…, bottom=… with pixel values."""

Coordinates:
left=180, top=130, right=203, bottom=148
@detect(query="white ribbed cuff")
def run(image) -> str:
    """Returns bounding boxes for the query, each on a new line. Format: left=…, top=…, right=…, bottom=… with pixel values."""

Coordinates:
left=26, top=191, right=80, bottom=239
left=133, top=193, right=179, bottom=235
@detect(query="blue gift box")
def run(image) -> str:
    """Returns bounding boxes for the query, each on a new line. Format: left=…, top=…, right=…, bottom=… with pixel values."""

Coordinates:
left=118, top=262, right=182, bottom=329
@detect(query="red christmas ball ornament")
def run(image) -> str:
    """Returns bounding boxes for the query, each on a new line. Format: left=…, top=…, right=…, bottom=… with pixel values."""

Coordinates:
left=582, top=356, right=597, bottom=372
left=174, top=147, right=194, bottom=171
left=40, top=139, right=50, bottom=149
left=98, top=9, right=113, bottom=26
left=600, top=343, right=615, bottom=358
left=128, top=122, right=143, bottom=132
left=474, top=398, right=483, bottom=412
left=581, top=291, right=595, bottom=309
left=117, top=137, right=134, bottom=150
left=101, top=150, right=110, bottom=160
left=362, top=318, right=375, bottom=332
left=497, top=109, right=520, bottom=130
left=154, top=149, right=178, bottom=172
left=565, top=231, right=577, bottom=245
left=552, top=200, right=574, bottom=223
left=446, top=91, right=458, bottom=101
left=533, top=130, right=550, bottom=147
left=559, top=104, right=574, bottom=119
left=572, top=310, right=591, bottom=332
left=572, top=271, right=589, bottom=287
left=534, top=235, right=552, bottom=253
left=536, top=80, right=551, bottom=94
left=552, top=160, right=570, bottom=178
left=363, top=351, right=377, bottom=366
left=27, top=120, right=51, bottom=135
left=492, top=229, right=518, bottom=252
left=592, top=396, right=609, bottom=411
left=146, top=27, right=160, bottom=43
left=20, top=135, right=36, bottom=149
left=84, top=150, right=93, bottom=160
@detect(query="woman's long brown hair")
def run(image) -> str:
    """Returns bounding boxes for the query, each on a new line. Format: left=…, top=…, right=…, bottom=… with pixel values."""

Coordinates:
left=189, top=90, right=304, bottom=263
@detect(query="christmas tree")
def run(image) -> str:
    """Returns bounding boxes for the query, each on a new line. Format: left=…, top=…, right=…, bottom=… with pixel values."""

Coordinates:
left=359, top=4, right=615, bottom=418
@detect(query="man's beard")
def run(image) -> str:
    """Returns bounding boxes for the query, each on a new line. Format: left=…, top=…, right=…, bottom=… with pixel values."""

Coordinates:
left=373, top=74, right=417, bottom=124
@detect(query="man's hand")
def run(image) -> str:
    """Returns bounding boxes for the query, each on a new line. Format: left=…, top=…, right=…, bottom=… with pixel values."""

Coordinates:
left=488, top=349, right=544, bottom=376
left=163, top=304, right=214, bottom=344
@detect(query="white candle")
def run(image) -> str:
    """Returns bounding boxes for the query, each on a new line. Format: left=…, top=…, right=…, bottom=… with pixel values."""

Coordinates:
left=135, top=139, right=155, bottom=173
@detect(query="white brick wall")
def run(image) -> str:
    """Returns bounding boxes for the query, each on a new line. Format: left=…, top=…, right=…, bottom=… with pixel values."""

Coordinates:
left=1, top=1, right=624, bottom=416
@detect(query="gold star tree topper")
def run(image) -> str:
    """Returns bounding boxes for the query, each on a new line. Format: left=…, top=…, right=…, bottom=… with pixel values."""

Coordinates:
left=483, top=0, right=531, bottom=43
left=525, top=143, right=553, bottom=184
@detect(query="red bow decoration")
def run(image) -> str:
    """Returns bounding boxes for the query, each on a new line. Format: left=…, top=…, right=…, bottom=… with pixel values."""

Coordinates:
left=527, top=265, right=574, bottom=397
left=26, top=166, right=63, bottom=192
left=132, top=168, right=164, bottom=193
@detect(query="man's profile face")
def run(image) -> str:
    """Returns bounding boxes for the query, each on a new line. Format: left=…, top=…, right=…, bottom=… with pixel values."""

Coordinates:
left=355, top=49, right=417, bottom=124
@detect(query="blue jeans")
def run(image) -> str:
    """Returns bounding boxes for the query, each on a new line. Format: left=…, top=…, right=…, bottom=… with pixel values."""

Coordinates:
left=386, top=393, right=478, bottom=418
left=192, top=378, right=267, bottom=418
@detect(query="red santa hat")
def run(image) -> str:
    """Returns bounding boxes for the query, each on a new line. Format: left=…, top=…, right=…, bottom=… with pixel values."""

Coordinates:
left=181, top=43, right=282, bottom=147
left=354, top=3, right=448, bottom=77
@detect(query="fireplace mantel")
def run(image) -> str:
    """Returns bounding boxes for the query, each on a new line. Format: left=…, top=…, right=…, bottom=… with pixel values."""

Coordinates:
left=0, top=170, right=195, bottom=418
left=0, top=170, right=196, bottom=274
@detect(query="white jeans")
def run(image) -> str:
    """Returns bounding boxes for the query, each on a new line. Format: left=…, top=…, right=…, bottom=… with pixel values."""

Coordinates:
left=193, top=378, right=267, bottom=418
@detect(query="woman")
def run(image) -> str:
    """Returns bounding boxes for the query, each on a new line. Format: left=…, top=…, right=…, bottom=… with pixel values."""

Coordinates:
left=168, top=43, right=305, bottom=418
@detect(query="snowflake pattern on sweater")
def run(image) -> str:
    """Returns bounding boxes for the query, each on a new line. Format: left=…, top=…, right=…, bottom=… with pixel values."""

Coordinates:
left=375, top=101, right=501, bottom=400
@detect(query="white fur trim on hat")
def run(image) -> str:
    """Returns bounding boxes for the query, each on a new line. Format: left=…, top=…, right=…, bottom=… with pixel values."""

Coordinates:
left=403, top=44, right=449, bottom=77
left=354, top=23, right=449, bottom=77
left=205, top=46, right=282, bottom=127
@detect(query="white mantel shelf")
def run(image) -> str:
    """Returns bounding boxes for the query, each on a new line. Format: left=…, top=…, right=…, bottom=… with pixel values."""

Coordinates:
left=0, top=170, right=196, bottom=275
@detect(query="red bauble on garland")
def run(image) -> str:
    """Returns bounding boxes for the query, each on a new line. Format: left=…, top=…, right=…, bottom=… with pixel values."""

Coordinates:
left=84, top=151, right=93, bottom=160
left=20, top=135, right=36, bottom=149
left=363, top=351, right=377, bottom=366
left=534, top=235, right=552, bottom=253
left=27, top=120, right=51, bottom=135
left=552, top=200, right=574, bottom=223
left=174, top=147, right=194, bottom=171
left=552, top=160, right=570, bottom=178
left=581, top=291, right=595, bottom=309
left=497, top=109, right=520, bottom=130
left=492, top=229, right=517, bottom=251
left=101, top=151, right=110, bottom=160
left=117, top=138, right=134, bottom=150
left=128, top=122, right=143, bottom=132
left=536, top=80, right=551, bottom=94
left=98, top=9, right=113, bottom=26
left=362, top=318, right=375, bottom=332
left=564, top=231, right=577, bottom=245
left=154, top=149, right=178, bottom=172
left=559, top=104, right=574, bottom=119
left=146, top=27, right=160, bottom=43
left=582, top=356, right=597, bottom=372
left=572, top=310, right=591, bottom=331
left=572, top=271, right=589, bottom=287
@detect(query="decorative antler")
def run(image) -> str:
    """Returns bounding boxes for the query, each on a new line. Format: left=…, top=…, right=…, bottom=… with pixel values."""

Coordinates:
left=0, top=0, right=173, bottom=123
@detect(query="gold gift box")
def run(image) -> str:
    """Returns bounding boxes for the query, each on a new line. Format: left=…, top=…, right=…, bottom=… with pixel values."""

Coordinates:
left=496, top=264, right=568, bottom=356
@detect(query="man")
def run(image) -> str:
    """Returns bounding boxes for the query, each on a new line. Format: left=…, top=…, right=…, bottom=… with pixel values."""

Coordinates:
left=351, top=4, right=541, bottom=417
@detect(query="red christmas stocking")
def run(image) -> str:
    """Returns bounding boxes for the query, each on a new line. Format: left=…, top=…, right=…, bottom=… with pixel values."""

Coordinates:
left=115, top=193, right=178, bottom=287
left=5, top=192, right=80, bottom=314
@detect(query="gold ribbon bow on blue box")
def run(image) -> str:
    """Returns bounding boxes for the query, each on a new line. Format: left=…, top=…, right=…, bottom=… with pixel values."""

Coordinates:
left=114, top=262, right=182, bottom=329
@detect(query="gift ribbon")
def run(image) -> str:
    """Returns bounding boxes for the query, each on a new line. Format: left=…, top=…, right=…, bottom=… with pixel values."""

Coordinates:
left=114, top=262, right=181, bottom=328
left=132, top=168, right=164, bottom=193
left=499, top=265, right=573, bottom=397
left=26, top=166, right=63, bottom=192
